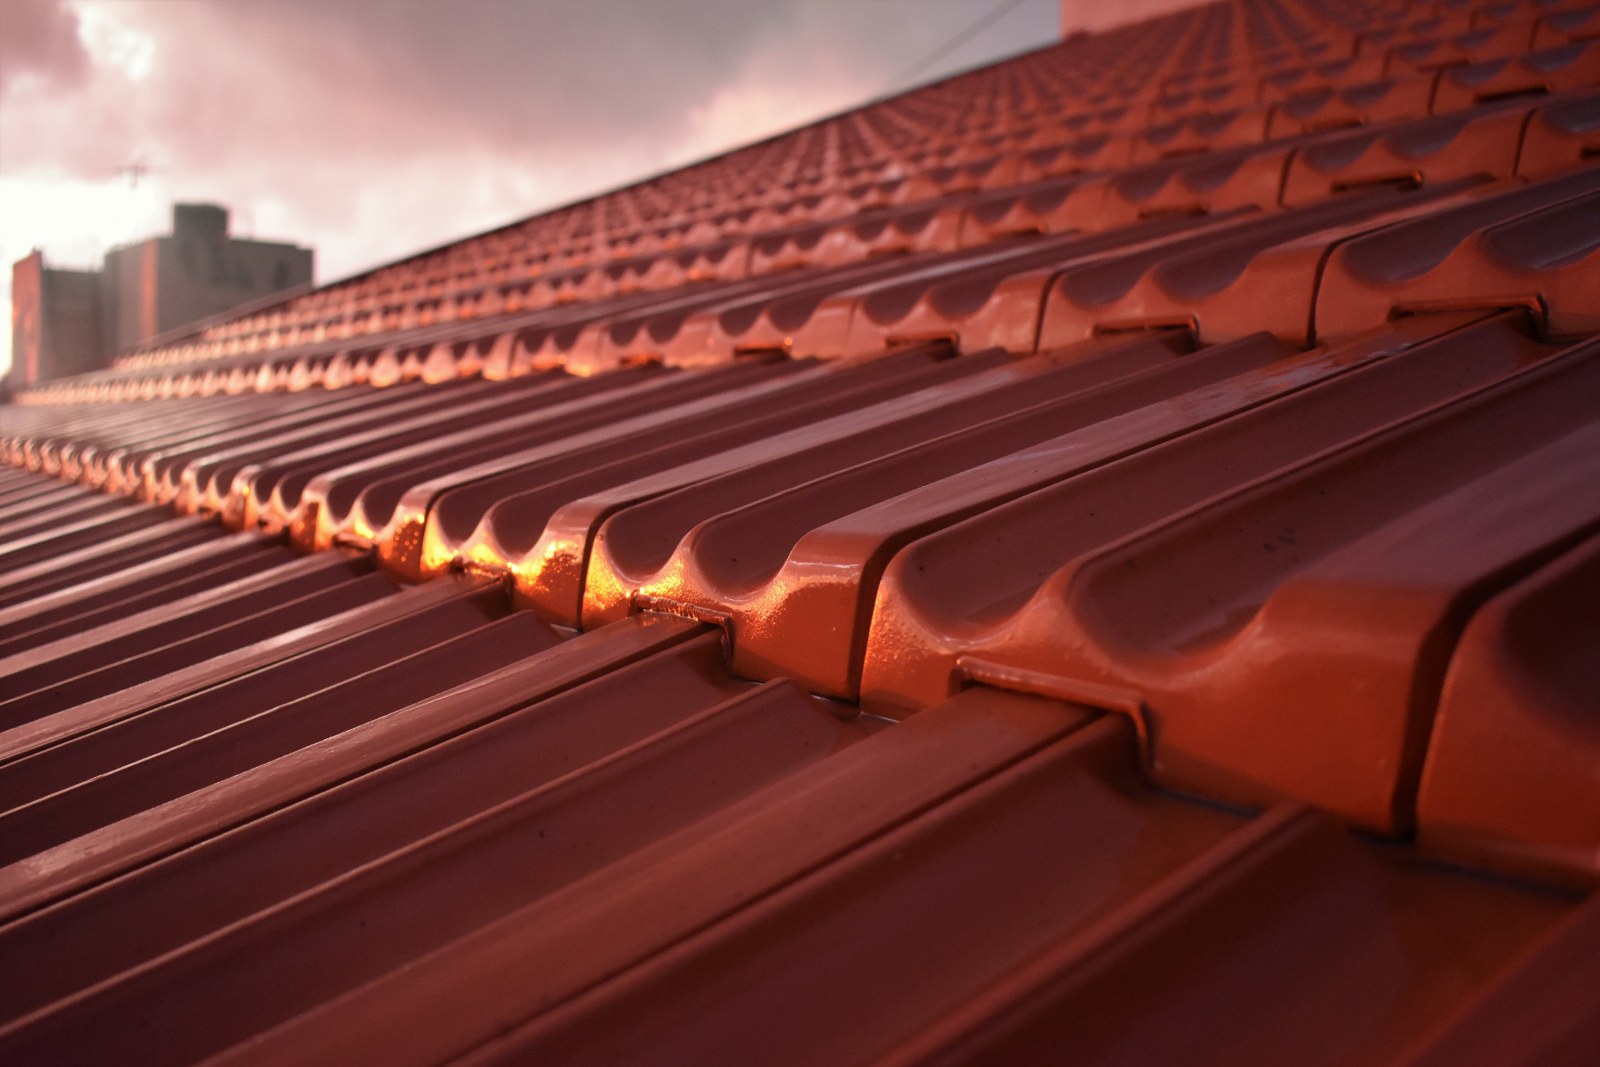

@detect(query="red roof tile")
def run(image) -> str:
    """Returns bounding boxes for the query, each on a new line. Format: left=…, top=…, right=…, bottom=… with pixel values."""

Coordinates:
left=2, top=0, right=1597, bottom=1061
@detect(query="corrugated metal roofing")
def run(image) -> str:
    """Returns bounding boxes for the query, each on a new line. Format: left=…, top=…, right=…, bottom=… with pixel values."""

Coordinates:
left=2, top=0, right=1598, bottom=1062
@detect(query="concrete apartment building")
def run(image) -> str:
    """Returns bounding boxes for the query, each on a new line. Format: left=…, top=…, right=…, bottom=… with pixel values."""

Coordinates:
left=9, top=202, right=312, bottom=390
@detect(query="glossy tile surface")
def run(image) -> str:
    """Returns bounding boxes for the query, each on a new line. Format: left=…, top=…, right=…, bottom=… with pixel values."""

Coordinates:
left=2, top=0, right=1597, bottom=1062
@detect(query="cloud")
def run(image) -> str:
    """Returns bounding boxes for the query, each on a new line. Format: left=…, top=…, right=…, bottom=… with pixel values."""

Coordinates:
left=5, top=0, right=1122, bottom=375
left=0, top=0, right=91, bottom=97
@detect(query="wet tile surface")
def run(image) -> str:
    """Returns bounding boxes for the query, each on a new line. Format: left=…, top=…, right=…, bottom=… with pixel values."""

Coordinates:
left=2, top=0, right=1597, bottom=1062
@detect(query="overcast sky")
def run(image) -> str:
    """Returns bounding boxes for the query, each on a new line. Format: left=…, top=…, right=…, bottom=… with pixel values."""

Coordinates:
left=0, top=0, right=1189, bottom=376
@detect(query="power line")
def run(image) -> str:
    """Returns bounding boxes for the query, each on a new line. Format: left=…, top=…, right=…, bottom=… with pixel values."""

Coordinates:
left=887, top=0, right=1033, bottom=92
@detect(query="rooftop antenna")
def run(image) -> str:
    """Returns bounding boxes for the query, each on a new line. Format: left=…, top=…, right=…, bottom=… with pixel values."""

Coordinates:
left=111, top=157, right=165, bottom=246
left=116, top=158, right=153, bottom=189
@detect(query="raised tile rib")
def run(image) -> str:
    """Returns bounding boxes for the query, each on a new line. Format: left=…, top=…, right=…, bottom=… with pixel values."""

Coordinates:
left=642, top=331, right=1300, bottom=698
left=226, top=378, right=594, bottom=531
left=863, top=310, right=1550, bottom=713
left=1432, top=39, right=1600, bottom=112
left=1532, top=4, right=1600, bottom=50
left=881, top=807, right=1578, bottom=1067
left=0, top=591, right=541, bottom=866
left=579, top=337, right=1196, bottom=632
left=179, top=689, right=1092, bottom=1067
left=167, top=378, right=508, bottom=512
left=417, top=350, right=983, bottom=597
left=0, top=613, right=702, bottom=924
left=1417, top=533, right=1600, bottom=888
left=0, top=517, right=223, bottom=608
left=0, top=488, right=137, bottom=544
left=1399, top=891, right=1600, bottom=1067
left=1279, top=104, right=1529, bottom=204
left=373, top=358, right=804, bottom=579
left=836, top=214, right=1226, bottom=353
left=493, top=347, right=1038, bottom=621
left=1041, top=180, right=1491, bottom=344
left=1516, top=89, right=1600, bottom=175
left=0, top=500, right=176, bottom=574
left=0, top=634, right=863, bottom=1061
left=1266, top=74, right=1438, bottom=136
left=465, top=717, right=1249, bottom=1066
left=0, top=536, right=299, bottom=656
left=1, top=0, right=1598, bottom=1059
left=1316, top=165, right=1600, bottom=337
left=289, top=367, right=664, bottom=551
left=0, top=556, right=396, bottom=727
left=938, top=336, right=1600, bottom=830
left=0, top=570, right=482, bottom=766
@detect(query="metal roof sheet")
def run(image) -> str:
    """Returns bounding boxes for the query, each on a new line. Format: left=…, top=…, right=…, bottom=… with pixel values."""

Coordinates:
left=2, top=0, right=1597, bottom=1062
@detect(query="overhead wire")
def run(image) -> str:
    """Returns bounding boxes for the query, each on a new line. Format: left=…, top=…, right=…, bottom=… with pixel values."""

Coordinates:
left=887, top=0, right=1035, bottom=92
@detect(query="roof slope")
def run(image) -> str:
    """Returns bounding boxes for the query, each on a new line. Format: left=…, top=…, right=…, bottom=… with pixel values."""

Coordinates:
left=1, top=0, right=1597, bottom=1062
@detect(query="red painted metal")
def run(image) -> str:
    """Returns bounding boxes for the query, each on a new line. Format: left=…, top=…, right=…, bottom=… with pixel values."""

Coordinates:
left=1, top=0, right=1597, bottom=1060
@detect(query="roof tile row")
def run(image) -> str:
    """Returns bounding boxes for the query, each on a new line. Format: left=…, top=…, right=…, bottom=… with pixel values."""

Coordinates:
left=1, top=0, right=1596, bottom=1061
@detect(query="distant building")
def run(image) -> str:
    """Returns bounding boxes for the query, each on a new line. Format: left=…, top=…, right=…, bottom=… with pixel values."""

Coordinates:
left=9, top=202, right=312, bottom=390
left=9, top=252, right=105, bottom=388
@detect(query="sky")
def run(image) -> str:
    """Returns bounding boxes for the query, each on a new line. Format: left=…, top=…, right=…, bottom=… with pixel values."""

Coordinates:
left=0, top=0, right=1191, bottom=377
